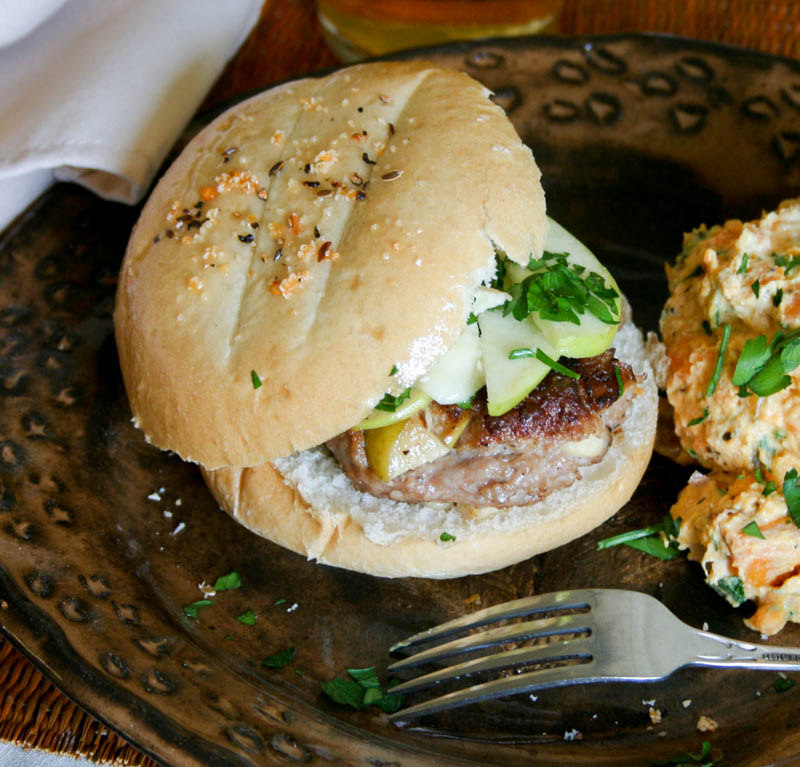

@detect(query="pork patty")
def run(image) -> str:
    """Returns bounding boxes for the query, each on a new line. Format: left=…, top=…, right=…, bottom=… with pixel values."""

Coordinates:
left=326, top=350, right=637, bottom=508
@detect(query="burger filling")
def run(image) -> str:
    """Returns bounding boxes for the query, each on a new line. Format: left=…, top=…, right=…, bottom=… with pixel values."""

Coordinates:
left=328, top=351, right=636, bottom=508
left=326, top=218, right=638, bottom=508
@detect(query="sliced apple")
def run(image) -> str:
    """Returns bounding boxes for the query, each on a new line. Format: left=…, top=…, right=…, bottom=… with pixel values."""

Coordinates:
left=428, top=408, right=472, bottom=447
left=363, top=414, right=449, bottom=481
left=504, top=260, right=530, bottom=286
left=364, top=220, right=618, bottom=427
left=358, top=387, right=431, bottom=430
left=478, top=310, right=558, bottom=416
left=417, top=324, right=484, bottom=405
left=530, top=218, right=621, bottom=358
left=472, top=286, right=510, bottom=315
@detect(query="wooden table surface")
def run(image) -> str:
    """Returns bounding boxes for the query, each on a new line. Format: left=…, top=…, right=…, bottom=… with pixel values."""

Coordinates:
left=1, top=0, right=798, bottom=763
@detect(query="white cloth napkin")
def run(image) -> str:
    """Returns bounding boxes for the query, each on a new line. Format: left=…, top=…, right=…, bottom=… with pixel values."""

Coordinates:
left=0, top=743, right=93, bottom=766
left=0, top=0, right=263, bottom=231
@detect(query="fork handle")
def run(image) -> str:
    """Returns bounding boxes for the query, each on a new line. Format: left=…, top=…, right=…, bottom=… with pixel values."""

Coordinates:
left=694, top=651, right=800, bottom=671
left=690, top=630, right=800, bottom=671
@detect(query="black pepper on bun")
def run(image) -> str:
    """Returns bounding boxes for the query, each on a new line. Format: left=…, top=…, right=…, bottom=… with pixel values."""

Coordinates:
left=115, top=61, right=657, bottom=578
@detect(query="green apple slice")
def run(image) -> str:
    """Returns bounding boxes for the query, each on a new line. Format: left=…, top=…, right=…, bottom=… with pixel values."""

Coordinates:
left=363, top=414, right=449, bottom=480
left=472, top=286, right=510, bottom=315
left=417, top=324, right=484, bottom=405
left=504, top=260, right=530, bottom=286
left=478, top=310, right=558, bottom=416
left=358, top=387, right=431, bottom=430
left=530, top=218, right=621, bottom=358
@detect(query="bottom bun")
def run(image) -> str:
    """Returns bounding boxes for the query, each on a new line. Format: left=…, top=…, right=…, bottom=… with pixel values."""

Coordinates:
left=203, top=322, right=657, bottom=578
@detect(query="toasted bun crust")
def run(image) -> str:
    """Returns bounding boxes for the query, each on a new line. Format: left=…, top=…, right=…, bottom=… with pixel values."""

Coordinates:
left=115, top=61, right=546, bottom=469
left=203, top=322, right=657, bottom=578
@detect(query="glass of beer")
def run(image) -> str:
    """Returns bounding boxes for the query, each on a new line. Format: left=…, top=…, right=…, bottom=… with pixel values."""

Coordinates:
left=317, top=0, right=564, bottom=62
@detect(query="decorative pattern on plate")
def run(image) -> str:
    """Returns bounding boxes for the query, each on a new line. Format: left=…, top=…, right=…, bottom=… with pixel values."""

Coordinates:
left=0, top=35, right=799, bottom=767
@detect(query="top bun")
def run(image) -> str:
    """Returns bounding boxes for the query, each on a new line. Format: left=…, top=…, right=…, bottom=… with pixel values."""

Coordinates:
left=115, top=61, right=547, bottom=469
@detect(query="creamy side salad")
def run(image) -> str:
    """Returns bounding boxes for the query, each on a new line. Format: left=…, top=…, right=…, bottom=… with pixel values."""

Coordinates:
left=661, top=198, right=800, bottom=634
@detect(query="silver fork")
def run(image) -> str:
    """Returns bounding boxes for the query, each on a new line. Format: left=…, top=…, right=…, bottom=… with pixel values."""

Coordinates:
left=388, top=588, right=800, bottom=721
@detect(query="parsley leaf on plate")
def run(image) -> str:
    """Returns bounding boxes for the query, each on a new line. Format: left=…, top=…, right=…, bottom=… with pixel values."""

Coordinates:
left=322, top=666, right=404, bottom=712
left=597, top=514, right=682, bottom=560
left=262, top=646, right=296, bottom=668
left=237, top=609, right=256, bottom=625
left=214, top=571, right=243, bottom=591
left=183, top=600, right=214, bottom=619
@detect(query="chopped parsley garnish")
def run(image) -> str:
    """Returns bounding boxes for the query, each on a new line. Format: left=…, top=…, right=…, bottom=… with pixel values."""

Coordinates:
left=375, top=388, right=411, bottom=412
left=322, top=677, right=368, bottom=708
left=214, top=571, right=243, bottom=591
left=733, top=328, right=800, bottom=397
left=688, top=408, right=709, bottom=427
left=614, top=365, right=624, bottom=397
left=467, top=312, right=479, bottom=325
left=502, top=251, right=619, bottom=327
left=774, top=288, right=784, bottom=307
left=491, top=248, right=507, bottom=289
left=651, top=740, right=717, bottom=766
left=273, top=597, right=287, bottom=606
left=535, top=348, right=580, bottom=379
left=737, top=252, right=749, bottom=274
left=251, top=370, right=262, bottom=389
left=597, top=513, right=681, bottom=560
left=712, top=575, right=745, bottom=606
left=262, top=646, right=295, bottom=668
left=508, top=347, right=535, bottom=359
left=389, top=364, right=398, bottom=376
left=363, top=687, right=384, bottom=705
left=763, top=480, right=778, bottom=496
left=623, top=536, right=682, bottom=560
left=774, top=251, right=800, bottom=274
left=741, top=520, right=765, bottom=539
left=784, top=468, right=800, bottom=527
left=322, top=667, right=403, bottom=713
left=507, top=347, right=579, bottom=379
left=775, top=676, right=796, bottom=693
left=347, top=666, right=381, bottom=688
left=732, top=334, right=775, bottom=388
left=321, top=678, right=366, bottom=708
left=237, top=609, right=256, bottom=625
left=752, top=280, right=760, bottom=298
left=457, top=395, right=474, bottom=410
left=440, top=531, right=456, bottom=542
left=706, top=323, right=731, bottom=397
left=183, top=600, right=214, bottom=619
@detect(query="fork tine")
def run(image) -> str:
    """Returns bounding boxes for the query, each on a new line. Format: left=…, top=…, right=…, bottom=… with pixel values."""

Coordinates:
left=390, top=634, right=593, bottom=696
left=390, top=590, right=595, bottom=653
left=388, top=611, right=592, bottom=672
left=390, top=662, right=599, bottom=721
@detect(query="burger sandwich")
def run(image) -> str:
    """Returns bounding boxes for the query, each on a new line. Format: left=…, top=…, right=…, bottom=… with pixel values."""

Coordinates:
left=115, top=61, right=657, bottom=578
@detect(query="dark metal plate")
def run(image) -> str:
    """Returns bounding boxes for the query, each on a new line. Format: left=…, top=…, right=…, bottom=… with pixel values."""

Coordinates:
left=1, top=34, right=800, bottom=767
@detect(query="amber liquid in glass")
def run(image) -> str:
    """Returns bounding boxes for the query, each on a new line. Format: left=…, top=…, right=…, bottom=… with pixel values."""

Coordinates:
left=317, top=0, right=563, bottom=61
